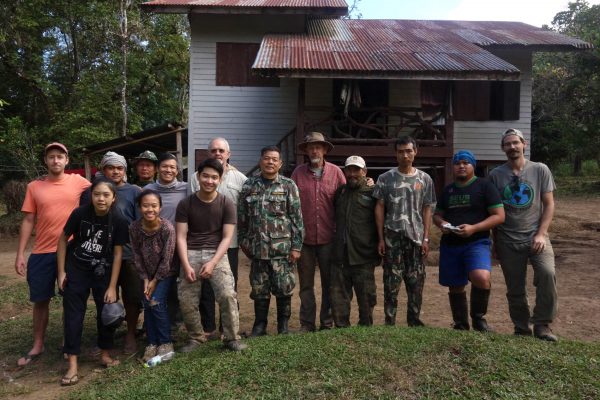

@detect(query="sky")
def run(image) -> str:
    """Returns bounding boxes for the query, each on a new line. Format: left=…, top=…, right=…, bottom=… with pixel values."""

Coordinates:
left=359, top=0, right=600, bottom=28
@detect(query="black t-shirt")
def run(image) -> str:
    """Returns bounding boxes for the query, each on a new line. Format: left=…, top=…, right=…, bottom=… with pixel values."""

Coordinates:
left=436, top=177, right=503, bottom=246
left=63, top=204, right=129, bottom=270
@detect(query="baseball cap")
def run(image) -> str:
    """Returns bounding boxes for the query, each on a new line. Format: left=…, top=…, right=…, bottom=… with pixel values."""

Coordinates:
left=135, top=150, right=158, bottom=163
left=45, top=142, right=68, bottom=155
left=344, top=155, right=366, bottom=169
left=101, top=302, right=125, bottom=329
left=501, top=128, right=525, bottom=143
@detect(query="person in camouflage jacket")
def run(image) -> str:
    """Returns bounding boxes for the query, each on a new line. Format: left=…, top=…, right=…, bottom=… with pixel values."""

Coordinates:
left=238, top=146, right=304, bottom=336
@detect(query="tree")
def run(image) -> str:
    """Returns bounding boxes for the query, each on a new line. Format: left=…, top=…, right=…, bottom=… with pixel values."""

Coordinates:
left=532, top=1, right=600, bottom=173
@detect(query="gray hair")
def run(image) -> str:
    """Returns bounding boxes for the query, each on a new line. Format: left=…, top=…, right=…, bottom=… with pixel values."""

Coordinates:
left=208, top=137, right=230, bottom=152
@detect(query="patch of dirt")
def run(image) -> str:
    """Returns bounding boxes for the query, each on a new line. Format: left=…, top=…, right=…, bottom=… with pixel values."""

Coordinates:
left=1, top=197, right=599, bottom=398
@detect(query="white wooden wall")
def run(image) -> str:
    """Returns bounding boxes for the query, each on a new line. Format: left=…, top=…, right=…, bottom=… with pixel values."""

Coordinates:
left=188, top=14, right=304, bottom=176
left=453, top=49, right=533, bottom=161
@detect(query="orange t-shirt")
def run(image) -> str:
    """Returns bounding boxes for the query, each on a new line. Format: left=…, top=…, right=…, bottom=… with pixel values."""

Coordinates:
left=21, top=174, right=91, bottom=254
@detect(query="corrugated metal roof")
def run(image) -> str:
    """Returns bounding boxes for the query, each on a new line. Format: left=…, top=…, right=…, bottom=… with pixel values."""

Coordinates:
left=141, top=0, right=348, bottom=15
left=253, top=19, right=591, bottom=79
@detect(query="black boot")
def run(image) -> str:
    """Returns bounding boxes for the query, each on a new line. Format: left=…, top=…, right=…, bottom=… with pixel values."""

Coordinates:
left=251, top=298, right=270, bottom=337
left=471, top=286, right=493, bottom=332
left=449, top=292, right=470, bottom=330
left=276, top=297, right=291, bottom=335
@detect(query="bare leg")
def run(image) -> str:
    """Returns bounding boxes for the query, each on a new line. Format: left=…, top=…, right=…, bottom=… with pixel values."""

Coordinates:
left=18, top=300, right=50, bottom=366
left=124, top=302, right=139, bottom=353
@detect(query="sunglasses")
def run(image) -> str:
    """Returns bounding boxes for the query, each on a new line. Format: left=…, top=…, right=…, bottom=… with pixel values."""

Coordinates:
left=510, top=175, right=521, bottom=192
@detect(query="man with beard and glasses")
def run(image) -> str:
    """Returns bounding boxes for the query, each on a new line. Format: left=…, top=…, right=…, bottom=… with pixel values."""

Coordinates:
left=433, top=150, right=504, bottom=332
left=489, top=129, right=559, bottom=342
left=330, top=156, right=381, bottom=328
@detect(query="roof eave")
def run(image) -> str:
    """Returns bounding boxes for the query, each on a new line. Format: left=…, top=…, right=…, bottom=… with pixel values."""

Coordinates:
left=253, top=69, right=521, bottom=81
left=140, top=4, right=348, bottom=16
left=482, top=43, right=594, bottom=52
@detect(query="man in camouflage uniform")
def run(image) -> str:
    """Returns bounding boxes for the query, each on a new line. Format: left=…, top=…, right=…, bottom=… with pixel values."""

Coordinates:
left=331, top=156, right=381, bottom=327
left=238, top=146, right=304, bottom=335
left=373, top=136, right=436, bottom=327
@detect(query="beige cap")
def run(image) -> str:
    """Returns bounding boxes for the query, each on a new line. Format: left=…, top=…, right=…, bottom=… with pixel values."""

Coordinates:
left=344, top=155, right=366, bottom=169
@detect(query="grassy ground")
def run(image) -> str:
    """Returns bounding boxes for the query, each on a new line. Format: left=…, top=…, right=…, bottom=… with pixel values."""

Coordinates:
left=68, top=327, right=600, bottom=400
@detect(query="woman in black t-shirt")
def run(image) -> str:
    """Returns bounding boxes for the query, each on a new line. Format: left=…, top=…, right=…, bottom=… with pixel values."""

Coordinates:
left=56, top=179, right=129, bottom=386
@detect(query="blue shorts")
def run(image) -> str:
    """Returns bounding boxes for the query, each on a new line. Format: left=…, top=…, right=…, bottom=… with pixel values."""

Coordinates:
left=27, top=253, right=57, bottom=302
left=439, top=239, right=492, bottom=287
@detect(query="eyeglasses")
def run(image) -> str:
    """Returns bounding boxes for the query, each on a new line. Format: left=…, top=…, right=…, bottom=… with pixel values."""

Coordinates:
left=210, top=148, right=227, bottom=154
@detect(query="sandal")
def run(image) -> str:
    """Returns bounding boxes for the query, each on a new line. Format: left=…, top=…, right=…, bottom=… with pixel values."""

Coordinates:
left=17, top=351, right=43, bottom=367
left=60, top=374, right=79, bottom=386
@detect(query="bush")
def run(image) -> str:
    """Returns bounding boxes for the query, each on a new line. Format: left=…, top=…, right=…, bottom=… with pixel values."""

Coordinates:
left=2, top=180, right=27, bottom=214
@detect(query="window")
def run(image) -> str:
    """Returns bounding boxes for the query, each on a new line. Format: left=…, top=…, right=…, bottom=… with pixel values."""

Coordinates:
left=453, top=81, right=520, bottom=121
left=216, top=43, right=279, bottom=87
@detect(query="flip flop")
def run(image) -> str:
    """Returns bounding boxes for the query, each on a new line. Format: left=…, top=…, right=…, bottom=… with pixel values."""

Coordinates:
left=17, top=352, right=43, bottom=367
left=60, top=374, right=79, bottom=386
left=101, top=359, right=120, bottom=368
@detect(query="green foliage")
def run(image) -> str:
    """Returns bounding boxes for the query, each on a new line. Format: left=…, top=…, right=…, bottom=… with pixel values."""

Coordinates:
left=0, top=1, right=189, bottom=179
left=532, top=1, right=600, bottom=173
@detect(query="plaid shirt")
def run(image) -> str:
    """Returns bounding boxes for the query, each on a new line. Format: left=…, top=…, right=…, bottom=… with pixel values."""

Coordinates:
left=291, top=161, right=346, bottom=245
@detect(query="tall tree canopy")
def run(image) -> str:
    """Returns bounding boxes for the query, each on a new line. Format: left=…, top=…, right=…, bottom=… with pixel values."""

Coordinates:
left=532, top=0, right=600, bottom=173
left=0, top=1, right=189, bottom=179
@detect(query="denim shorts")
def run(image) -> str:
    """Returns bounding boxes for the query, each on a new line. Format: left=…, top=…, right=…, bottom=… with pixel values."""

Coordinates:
left=439, top=238, right=492, bottom=287
left=27, top=253, right=57, bottom=302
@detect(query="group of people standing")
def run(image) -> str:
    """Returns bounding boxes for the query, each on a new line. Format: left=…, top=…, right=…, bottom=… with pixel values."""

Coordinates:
left=14, top=128, right=558, bottom=387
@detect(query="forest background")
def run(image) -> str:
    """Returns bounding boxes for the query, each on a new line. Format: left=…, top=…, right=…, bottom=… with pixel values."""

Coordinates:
left=0, top=0, right=598, bottom=182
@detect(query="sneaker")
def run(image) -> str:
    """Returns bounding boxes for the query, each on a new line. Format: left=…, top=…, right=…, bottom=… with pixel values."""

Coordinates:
left=534, top=324, right=558, bottom=342
left=142, top=345, right=158, bottom=362
left=157, top=343, right=175, bottom=361
left=225, top=340, right=247, bottom=352
left=180, top=340, right=203, bottom=353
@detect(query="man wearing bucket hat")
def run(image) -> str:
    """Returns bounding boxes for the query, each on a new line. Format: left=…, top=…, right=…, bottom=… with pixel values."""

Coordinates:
left=134, top=150, right=158, bottom=187
left=15, top=143, right=90, bottom=367
left=489, top=128, right=558, bottom=341
left=433, top=150, right=504, bottom=332
left=291, top=132, right=346, bottom=332
left=330, top=156, right=380, bottom=327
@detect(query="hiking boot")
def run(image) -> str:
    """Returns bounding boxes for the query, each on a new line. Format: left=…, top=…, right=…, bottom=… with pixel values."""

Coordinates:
left=142, top=344, right=157, bottom=362
left=407, top=318, right=425, bottom=327
left=534, top=324, right=558, bottom=342
left=514, top=325, right=533, bottom=336
left=251, top=299, right=270, bottom=337
left=449, top=292, right=470, bottom=331
left=276, top=297, right=291, bottom=335
left=225, top=340, right=248, bottom=352
left=157, top=343, right=175, bottom=361
left=180, top=340, right=203, bottom=353
left=470, top=286, right=493, bottom=333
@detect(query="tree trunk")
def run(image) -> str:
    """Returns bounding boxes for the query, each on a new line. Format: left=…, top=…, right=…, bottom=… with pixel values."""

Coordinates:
left=573, top=153, right=582, bottom=176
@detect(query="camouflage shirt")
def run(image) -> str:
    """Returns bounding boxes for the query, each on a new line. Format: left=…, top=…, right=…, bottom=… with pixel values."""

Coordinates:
left=238, top=174, right=304, bottom=260
left=372, top=168, right=436, bottom=245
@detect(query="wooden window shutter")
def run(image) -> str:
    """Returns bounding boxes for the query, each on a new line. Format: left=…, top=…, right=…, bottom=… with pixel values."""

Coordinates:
left=216, top=43, right=279, bottom=87
left=453, top=81, right=490, bottom=121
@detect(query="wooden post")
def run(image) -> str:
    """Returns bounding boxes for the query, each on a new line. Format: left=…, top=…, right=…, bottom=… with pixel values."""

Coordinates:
left=175, top=128, right=183, bottom=172
left=295, top=79, right=306, bottom=168
left=84, top=155, right=92, bottom=181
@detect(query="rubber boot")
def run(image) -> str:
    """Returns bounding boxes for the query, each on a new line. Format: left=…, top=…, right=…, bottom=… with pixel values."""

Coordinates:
left=471, top=286, right=493, bottom=332
left=276, top=297, right=291, bottom=335
left=384, top=300, right=397, bottom=326
left=448, top=291, right=470, bottom=330
left=251, top=298, right=270, bottom=337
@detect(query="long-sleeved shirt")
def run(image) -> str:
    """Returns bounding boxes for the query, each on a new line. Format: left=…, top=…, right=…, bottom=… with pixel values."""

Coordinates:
left=291, top=161, right=345, bottom=245
left=129, top=218, right=176, bottom=281
left=238, top=174, right=304, bottom=260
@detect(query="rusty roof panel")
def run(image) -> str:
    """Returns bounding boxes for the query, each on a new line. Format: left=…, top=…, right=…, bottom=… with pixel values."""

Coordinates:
left=253, top=19, right=591, bottom=79
left=141, top=0, right=348, bottom=15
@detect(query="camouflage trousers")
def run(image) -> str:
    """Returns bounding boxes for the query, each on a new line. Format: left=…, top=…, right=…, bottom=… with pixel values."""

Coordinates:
left=330, top=261, right=377, bottom=328
left=383, top=230, right=426, bottom=326
left=250, top=258, right=295, bottom=300
left=178, top=249, right=241, bottom=343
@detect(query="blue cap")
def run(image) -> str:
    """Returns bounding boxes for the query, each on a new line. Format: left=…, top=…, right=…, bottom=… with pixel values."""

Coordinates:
left=452, top=150, right=476, bottom=168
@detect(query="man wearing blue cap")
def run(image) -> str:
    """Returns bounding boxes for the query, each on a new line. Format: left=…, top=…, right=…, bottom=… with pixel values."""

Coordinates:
left=433, top=150, right=504, bottom=332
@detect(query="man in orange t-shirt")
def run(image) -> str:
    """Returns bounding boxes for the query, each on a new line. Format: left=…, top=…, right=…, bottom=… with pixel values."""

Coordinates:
left=15, top=143, right=90, bottom=367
